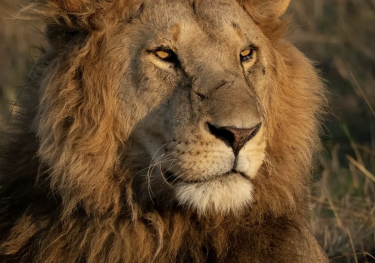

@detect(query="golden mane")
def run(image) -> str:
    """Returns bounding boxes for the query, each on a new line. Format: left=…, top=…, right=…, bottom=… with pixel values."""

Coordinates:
left=0, top=0, right=327, bottom=262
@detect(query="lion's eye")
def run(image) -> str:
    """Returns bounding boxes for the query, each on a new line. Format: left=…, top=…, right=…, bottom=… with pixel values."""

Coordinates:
left=155, top=50, right=171, bottom=59
left=154, top=49, right=178, bottom=64
left=240, top=48, right=256, bottom=63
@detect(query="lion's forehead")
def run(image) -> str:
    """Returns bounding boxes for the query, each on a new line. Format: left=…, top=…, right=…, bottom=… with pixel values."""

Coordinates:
left=132, top=0, right=263, bottom=67
left=141, top=0, right=253, bottom=37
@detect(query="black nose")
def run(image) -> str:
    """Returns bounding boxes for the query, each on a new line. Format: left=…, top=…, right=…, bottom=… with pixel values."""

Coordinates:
left=208, top=123, right=261, bottom=155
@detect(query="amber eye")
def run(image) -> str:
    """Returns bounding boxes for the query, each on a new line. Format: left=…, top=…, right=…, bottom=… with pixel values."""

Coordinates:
left=153, top=49, right=179, bottom=64
left=155, top=50, right=171, bottom=59
left=153, top=49, right=179, bottom=65
left=240, top=48, right=256, bottom=63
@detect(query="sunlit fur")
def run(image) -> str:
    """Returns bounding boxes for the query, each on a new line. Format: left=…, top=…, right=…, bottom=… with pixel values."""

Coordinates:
left=0, top=0, right=328, bottom=262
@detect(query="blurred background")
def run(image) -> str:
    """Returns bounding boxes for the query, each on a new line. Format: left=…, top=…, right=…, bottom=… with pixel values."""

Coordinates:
left=0, top=0, right=374, bottom=262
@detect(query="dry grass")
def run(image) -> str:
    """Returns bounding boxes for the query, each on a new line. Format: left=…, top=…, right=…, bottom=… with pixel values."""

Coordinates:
left=0, top=0, right=374, bottom=262
left=288, top=1, right=375, bottom=261
left=0, top=0, right=44, bottom=123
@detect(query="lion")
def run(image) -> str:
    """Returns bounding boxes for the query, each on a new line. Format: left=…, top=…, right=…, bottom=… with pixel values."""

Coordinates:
left=0, top=0, right=329, bottom=262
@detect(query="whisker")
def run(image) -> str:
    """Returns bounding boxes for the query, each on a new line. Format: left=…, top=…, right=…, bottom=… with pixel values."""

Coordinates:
left=165, top=154, right=190, bottom=173
left=171, top=170, right=190, bottom=184
left=145, top=143, right=172, bottom=204
left=146, top=150, right=180, bottom=200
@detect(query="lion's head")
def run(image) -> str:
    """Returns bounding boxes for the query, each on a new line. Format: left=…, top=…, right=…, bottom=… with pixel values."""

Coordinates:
left=21, top=0, right=323, bottom=218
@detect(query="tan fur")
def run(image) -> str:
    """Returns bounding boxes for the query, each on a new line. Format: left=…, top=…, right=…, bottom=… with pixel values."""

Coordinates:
left=0, top=0, right=328, bottom=262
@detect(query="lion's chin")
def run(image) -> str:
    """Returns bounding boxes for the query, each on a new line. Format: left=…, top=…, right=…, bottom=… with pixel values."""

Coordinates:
left=173, top=173, right=254, bottom=215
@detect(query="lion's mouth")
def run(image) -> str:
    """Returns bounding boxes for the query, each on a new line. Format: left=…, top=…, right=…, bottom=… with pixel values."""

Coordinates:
left=164, top=170, right=247, bottom=185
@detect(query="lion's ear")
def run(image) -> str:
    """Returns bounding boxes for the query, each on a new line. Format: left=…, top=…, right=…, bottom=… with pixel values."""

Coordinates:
left=238, top=0, right=291, bottom=19
left=25, top=0, right=100, bottom=50
left=265, top=0, right=291, bottom=18
left=27, top=0, right=141, bottom=50
left=237, top=0, right=291, bottom=40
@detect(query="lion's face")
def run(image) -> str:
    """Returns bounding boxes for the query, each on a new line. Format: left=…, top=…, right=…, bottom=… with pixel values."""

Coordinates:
left=113, top=0, right=275, bottom=214
left=120, top=0, right=271, bottom=214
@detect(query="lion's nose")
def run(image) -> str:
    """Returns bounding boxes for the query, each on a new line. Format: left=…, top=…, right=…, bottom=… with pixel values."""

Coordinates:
left=208, top=123, right=261, bottom=155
